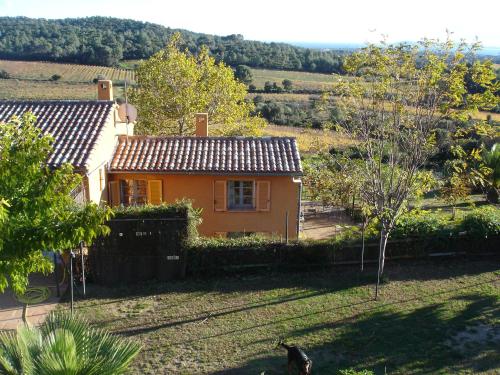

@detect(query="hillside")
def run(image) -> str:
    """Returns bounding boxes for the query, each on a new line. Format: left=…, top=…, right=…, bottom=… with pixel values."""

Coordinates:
left=0, top=16, right=345, bottom=73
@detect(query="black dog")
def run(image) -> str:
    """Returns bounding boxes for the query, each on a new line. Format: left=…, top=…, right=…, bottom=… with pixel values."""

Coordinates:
left=277, top=339, right=312, bottom=375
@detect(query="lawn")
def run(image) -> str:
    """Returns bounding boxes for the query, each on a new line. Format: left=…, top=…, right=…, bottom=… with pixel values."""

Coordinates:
left=69, top=260, right=500, bottom=374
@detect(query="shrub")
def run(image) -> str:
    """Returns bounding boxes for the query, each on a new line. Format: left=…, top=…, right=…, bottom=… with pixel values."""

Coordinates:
left=112, top=200, right=201, bottom=240
left=0, top=312, right=140, bottom=374
left=192, top=233, right=278, bottom=249
left=0, top=69, right=10, bottom=79
left=392, top=209, right=450, bottom=238
left=50, top=74, right=62, bottom=81
left=338, top=370, right=374, bottom=375
left=460, top=206, right=500, bottom=238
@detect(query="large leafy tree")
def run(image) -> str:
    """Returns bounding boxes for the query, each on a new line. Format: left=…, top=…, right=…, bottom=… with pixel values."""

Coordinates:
left=333, top=38, right=499, bottom=298
left=130, top=33, right=266, bottom=136
left=0, top=312, right=140, bottom=374
left=0, top=113, right=112, bottom=294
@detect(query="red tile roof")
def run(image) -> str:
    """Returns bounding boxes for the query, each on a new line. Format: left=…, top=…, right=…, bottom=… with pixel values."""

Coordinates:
left=0, top=100, right=114, bottom=170
left=110, top=136, right=302, bottom=175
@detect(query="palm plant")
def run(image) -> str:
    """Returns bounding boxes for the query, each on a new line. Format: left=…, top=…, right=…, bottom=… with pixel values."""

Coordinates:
left=0, top=312, right=140, bottom=375
left=483, top=143, right=500, bottom=203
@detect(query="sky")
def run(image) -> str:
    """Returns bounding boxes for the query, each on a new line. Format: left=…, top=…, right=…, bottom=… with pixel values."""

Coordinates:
left=1, top=0, right=499, bottom=47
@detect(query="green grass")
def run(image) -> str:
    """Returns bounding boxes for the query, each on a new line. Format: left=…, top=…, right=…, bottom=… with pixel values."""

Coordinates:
left=69, top=260, right=500, bottom=374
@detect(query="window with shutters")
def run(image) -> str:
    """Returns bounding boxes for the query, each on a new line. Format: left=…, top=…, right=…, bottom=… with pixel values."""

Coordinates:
left=120, top=179, right=147, bottom=206
left=227, top=180, right=254, bottom=210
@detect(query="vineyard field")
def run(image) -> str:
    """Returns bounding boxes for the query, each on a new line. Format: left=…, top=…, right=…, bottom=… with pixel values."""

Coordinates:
left=0, top=79, right=125, bottom=100
left=0, top=60, right=135, bottom=83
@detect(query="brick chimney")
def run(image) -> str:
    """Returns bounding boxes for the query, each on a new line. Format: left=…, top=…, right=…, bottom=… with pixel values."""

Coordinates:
left=97, top=80, right=113, bottom=101
left=195, top=113, right=208, bottom=137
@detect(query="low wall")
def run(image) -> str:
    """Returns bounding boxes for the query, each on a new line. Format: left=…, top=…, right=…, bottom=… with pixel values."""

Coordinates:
left=186, top=235, right=500, bottom=276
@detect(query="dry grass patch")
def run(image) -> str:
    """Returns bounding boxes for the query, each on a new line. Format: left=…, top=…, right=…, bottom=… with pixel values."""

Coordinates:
left=264, top=124, right=352, bottom=153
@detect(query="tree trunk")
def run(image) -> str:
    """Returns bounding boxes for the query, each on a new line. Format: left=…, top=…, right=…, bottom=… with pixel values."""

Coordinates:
left=361, top=221, right=366, bottom=272
left=451, top=205, right=456, bottom=220
left=375, top=228, right=389, bottom=300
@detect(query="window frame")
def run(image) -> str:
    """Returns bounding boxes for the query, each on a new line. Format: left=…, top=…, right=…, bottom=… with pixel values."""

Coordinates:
left=227, top=180, right=255, bottom=211
left=119, top=179, right=147, bottom=206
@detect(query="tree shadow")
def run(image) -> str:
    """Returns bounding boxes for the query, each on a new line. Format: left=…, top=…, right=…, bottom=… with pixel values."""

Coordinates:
left=80, top=260, right=498, bottom=303
left=208, top=293, right=499, bottom=374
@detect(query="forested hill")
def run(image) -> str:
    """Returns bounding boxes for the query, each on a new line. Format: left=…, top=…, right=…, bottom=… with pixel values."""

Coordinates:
left=0, top=16, right=346, bottom=73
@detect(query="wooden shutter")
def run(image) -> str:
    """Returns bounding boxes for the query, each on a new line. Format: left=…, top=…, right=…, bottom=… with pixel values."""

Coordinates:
left=213, top=180, right=226, bottom=211
left=108, top=181, right=120, bottom=207
left=147, top=180, right=163, bottom=205
left=256, top=181, right=271, bottom=211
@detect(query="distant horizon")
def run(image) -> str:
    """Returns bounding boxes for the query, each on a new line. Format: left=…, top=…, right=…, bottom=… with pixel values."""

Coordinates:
left=1, top=0, right=499, bottom=49
left=1, top=13, right=499, bottom=56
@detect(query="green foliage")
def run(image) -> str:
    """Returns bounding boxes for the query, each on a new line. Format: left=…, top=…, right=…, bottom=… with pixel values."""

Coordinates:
left=113, top=200, right=201, bottom=242
left=0, top=113, right=112, bottom=293
left=49, top=74, right=61, bottom=81
left=282, top=79, right=293, bottom=91
left=0, top=16, right=346, bottom=73
left=338, top=369, right=374, bottom=375
left=252, top=94, right=347, bottom=128
left=130, top=33, right=266, bottom=136
left=460, top=206, right=500, bottom=238
left=192, top=234, right=278, bottom=249
left=392, top=210, right=451, bottom=238
left=333, top=37, right=499, bottom=242
left=0, top=311, right=140, bottom=374
left=483, top=143, right=500, bottom=188
left=113, top=202, right=191, bottom=219
left=234, top=65, right=253, bottom=84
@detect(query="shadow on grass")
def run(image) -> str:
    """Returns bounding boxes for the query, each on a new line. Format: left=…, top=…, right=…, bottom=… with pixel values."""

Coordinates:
left=208, top=293, right=500, bottom=375
left=79, top=259, right=498, bottom=303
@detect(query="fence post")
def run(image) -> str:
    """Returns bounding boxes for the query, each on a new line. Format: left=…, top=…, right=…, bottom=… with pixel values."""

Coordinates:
left=53, top=252, right=60, bottom=298
left=80, top=241, right=86, bottom=296
left=285, top=211, right=289, bottom=244
left=69, top=251, right=75, bottom=315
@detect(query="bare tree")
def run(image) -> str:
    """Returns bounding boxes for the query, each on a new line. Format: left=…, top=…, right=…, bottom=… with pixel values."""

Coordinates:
left=333, top=38, right=499, bottom=298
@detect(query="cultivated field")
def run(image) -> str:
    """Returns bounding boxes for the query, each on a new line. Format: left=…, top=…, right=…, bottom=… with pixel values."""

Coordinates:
left=0, top=60, right=135, bottom=83
left=265, top=124, right=351, bottom=153
left=0, top=79, right=125, bottom=100
left=250, top=68, right=336, bottom=91
left=71, top=261, right=500, bottom=374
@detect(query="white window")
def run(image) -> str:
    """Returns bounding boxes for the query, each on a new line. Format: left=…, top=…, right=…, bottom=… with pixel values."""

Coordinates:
left=227, top=180, right=254, bottom=210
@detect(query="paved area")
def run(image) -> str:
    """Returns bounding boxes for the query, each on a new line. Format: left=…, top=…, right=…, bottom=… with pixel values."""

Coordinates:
left=0, top=273, right=66, bottom=331
left=301, top=205, right=356, bottom=240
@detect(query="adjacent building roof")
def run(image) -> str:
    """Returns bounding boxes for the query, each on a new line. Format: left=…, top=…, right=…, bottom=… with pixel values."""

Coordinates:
left=0, top=100, right=114, bottom=169
left=110, top=136, right=302, bottom=175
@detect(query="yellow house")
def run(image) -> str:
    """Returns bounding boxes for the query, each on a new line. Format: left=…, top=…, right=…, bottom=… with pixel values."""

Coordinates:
left=0, top=82, right=303, bottom=239
left=107, top=114, right=303, bottom=238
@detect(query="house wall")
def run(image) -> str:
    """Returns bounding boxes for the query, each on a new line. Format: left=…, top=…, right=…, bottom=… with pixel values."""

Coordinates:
left=108, top=173, right=301, bottom=239
left=84, top=107, right=119, bottom=204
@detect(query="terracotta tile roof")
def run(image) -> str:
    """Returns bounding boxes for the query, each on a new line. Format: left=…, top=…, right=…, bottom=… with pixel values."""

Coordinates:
left=110, top=136, right=302, bottom=175
left=0, top=100, right=114, bottom=170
